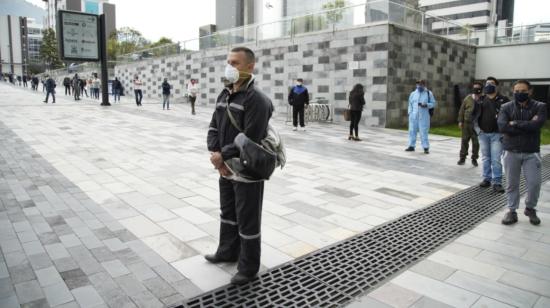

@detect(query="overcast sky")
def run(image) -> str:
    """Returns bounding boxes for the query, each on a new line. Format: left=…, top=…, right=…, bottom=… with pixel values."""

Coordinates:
left=25, top=0, right=550, bottom=42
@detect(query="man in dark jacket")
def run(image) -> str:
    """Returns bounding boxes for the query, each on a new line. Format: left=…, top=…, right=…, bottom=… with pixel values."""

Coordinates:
left=472, top=77, right=509, bottom=192
left=206, top=47, right=273, bottom=285
left=63, top=76, right=71, bottom=95
left=498, top=80, right=547, bottom=225
left=161, top=78, right=171, bottom=110
left=72, top=74, right=81, bottom=101
left=457, top=81, right=482, bottom=166
left=288, top=78, right=309, bottom=131
left=43, top=75, right=56, bottom=103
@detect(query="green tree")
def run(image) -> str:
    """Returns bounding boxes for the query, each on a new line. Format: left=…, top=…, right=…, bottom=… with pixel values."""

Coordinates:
left=322, top=0, right=347, bottom=24
left=107, top=27, right=150, bottom=60
left=148, top=37, right=179, bottom=57
left=39, top=28, right=63, bottom=69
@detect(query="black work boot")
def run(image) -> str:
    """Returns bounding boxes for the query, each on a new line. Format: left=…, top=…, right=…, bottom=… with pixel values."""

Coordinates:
left=405, top=146, right=414, bottom=152
left=457, top=158, right=466, bottom=165
left=204, top=254, right=238, bottom=264
left=524, top=208, right=541, bottom=225
left=471, top=159, right=478, bottom=167
left=501, top=210, right=518, bottom=225
left=230, top=272, right=257, bottom=285
left=479, top=180, right=491, bottom=188
left=493, top=184, right=505, bottom=193
left=424, top=148, right=429, bottom=154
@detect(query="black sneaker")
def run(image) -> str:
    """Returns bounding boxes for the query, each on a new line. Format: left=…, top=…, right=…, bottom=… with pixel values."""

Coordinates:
left=524, top=208, right=541, bottom=225
left=479, top=180, right=491, bottom=188
left=457, top=158, right=465, bottom=165
left=471, top=159, right=478, bottom=167
left=405, top=146, right=415, bottom=152
left=493, top=184, right=505, bottom=193
left=424, top=148, right=429, bottom=154
left=230, top=272, right=257, bottom=285
left=501, top=210, right=518, bottom=225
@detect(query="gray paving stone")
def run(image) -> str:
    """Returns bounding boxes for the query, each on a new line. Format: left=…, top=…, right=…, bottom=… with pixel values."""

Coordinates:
left=171, top=279, right=203, bottom=298
left=410, top=259, right=456, bottom=281
left=346, top=296, right=393, bottom=308
left=98, top=288, right=137, bottom=308
left=14, top=280, right=44, bottom=304
left=8, top=263, right=36, bottom=284
left=37, top=232, right=60, bottom=245
left=160, top=293, right=186, bottom=307
left=152, top=263, right=186, bottom=283
left=101, top=260, right=130, bottom=278
left=53, top=257, right=79, bottom=272
left=0, top=262, right=8, bottom=279
left=35, top=266, right=63, bottom=287
left=59, top=268, right=91, bottom=290
left=410, top=296, right=455, bottom=308
left=114, top=248, right=142, bottom=264
left=126, top=262, right=157, bottom=282
left=22, top=241, right=45, bottom=256
left=499, top=270, right=550, bottom=297
left=0, top=295, right=19, bottom=308
left=534, top=296, right=550, bottom=308
left=87, top=271, right=118, bottom=295
left=282, top=201, right=332, bottom=218
left=143, top=276, right=178, bottom=299
left=0, top=277, right=16, bottom=298
left=42, top=282, right=74, bottom=307
left=114, top=274, right=148, bottom=296
left=27, top=253, right=54, bottom=271
left=20, top=298, right=49, bottom=308
left=90, top=246, right=117, bottom=262
left=129, top=290, right=163, bottom=308
left=71, top=285, right=105, bottom=308
left=44, top=243, right=70, bottom=260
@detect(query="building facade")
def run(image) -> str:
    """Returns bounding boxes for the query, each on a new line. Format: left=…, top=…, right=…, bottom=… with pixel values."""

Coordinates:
left=0, top=15, right=29, bottom=76
left=27, top=18, right=43, bottom=65
left=419, top=0, right=514, bottom=43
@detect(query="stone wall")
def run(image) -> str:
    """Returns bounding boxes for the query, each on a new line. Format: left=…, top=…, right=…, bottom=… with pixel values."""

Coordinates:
left=385, top=25, right=477, bottom=128
left=114, top=23, right=478, bottom=128
left=115, top=24, right=390, bottom=127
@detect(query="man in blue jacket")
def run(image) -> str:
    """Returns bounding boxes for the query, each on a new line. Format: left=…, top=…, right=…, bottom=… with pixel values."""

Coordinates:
left=498, top=80, right=547, bottom=225
left=43, top=75, right=56, bottom=104
left=405, top=79, right=436, bottom=154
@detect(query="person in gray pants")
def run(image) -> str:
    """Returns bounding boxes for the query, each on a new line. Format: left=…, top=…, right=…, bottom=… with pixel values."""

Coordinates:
left=497, top=80, right=547, bottom=225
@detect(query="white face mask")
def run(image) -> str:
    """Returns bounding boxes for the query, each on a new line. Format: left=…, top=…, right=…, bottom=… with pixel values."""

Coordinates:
left=224, top=64, right=240, bottom=84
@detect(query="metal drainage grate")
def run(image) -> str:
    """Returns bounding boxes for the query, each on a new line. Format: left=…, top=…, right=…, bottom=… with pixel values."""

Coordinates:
left=179, top=155, right=550, bottom=308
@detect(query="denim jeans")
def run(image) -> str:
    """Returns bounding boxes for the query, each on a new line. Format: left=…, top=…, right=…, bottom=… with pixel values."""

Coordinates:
left=478, top=132, right=503, bottom=184
left=113, top=89, right=121, bottom=102
left=162, top=94, right=170, bottom=109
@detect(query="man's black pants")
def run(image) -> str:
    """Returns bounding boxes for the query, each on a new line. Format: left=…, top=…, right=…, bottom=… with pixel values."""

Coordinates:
left=460, top=125, right=479, bottom=160
left=216, top=177, right=264, bottom=276
left=65, top=85, right=71, bottom=95
left=134, top=89, right=143, bottom=105
left=292, top=105, right=305, bottom=127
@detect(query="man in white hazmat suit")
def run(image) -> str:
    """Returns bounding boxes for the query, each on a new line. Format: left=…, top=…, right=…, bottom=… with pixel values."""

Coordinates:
left=405, top=79, right=436, bottom=154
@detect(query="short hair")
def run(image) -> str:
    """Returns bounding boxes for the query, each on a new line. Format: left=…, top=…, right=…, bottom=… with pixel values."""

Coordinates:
left=472, top=81, right=483, bottom=87
left=416, top=79, right=426, bottom=85
left=231, top=46, right=255, bottom=64
left=486, top=76, right=499, bottom=85
left=513, top=79, right=531, bottom=89
left=296, top=78, right=304, bottom=82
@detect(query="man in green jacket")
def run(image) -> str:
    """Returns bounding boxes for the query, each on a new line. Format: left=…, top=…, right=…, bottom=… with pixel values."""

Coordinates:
left=457, top=81, right=482, bottom=166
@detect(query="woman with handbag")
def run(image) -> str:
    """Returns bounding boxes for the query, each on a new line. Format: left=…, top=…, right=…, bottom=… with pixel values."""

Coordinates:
left=348, top=84, right=366, bottom=141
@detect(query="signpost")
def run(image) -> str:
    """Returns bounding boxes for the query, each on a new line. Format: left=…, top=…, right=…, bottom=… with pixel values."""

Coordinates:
left=57, top=10, right=110, bottom=106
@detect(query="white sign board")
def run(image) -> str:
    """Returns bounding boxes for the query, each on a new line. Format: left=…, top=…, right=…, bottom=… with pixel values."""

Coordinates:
left=58, top=11, right=99, bottom=61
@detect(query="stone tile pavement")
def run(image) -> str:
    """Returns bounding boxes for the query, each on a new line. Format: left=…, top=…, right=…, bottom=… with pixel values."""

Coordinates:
left=1, top=82, right=549, bottom=307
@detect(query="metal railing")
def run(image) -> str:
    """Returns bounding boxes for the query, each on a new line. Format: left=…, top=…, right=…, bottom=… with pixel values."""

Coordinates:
left=45, top=0, right=550, bottom=74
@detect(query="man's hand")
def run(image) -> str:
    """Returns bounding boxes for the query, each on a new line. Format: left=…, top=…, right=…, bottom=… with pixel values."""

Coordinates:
left=210, top=152, right=224, bottom=169
left=218, top=164, right=232, bottom=177
left=458, top=122, right=463, bottom=129
left=509, top=121, right=516, bottom=126
left=532, top=115, right=539, bottom=121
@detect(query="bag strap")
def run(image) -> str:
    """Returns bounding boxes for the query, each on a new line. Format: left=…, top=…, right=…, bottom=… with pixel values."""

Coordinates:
left=226, top=105, right=243, bottom=132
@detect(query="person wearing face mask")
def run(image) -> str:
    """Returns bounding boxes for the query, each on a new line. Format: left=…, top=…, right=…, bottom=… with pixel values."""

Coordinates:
left=405, top=79, right=436, bottom=154
left=206, top=47, right=274, bottom=285
left=457, top=81, right=483, bottom=166
left=472, top=76, right=510, bottom=193
left=288, top=78, right=310, bottom=131
left=498, top=80, right=546, bottom=226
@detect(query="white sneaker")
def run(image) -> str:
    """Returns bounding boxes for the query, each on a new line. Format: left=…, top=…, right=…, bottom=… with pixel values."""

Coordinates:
left=292, top=127, right=297, bottom=131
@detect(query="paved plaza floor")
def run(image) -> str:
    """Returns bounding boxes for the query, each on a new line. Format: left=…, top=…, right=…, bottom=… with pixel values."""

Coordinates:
left=1, top=82, right=549, bottom=308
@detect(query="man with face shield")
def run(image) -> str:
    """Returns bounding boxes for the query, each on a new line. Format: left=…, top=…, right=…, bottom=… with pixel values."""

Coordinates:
left=472, top=77, right=510, bottom=193
left=206, top=47, right=274, bottom=285
left=498, top=80, right=546, bottom=225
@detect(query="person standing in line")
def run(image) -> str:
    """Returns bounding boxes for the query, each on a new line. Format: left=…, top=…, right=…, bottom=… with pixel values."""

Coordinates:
left=206, top=47, right=273, bottom=285
left=498, top=80, right=546, bottom=225
left=87, top=77, right=93, bottom=98
left=43, top=75, right=56, bottom=103
left=348, top=83, right=366, bottom=141
left=16, top=75, right=21, bottom=86
left=32, top=75, right=39, bottom=91
left=133, top=75, right=143, bottom=106
left=23, top=75, right=28, bottom=87
left=405, top=79, right=436, bottom=154
left=63, top=76, right=71, bottom=95
left=92, top=75, right=101, bottom=99
left=72, top=74, right=81, bottom=101
left=161, top=78, right=171, bottom=110
left=41, top=76, right=46, bottom=92
left=457, top=81, right=482, bottom=166
left=187, top=79, right=199, bottom=115
left=112, top=77, right=122, bottom=103
left=288, top=78, right=309, bottom=131
left=80, top=77, right=87, bottom=97
left=472, top=76, right=509, bottom=192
